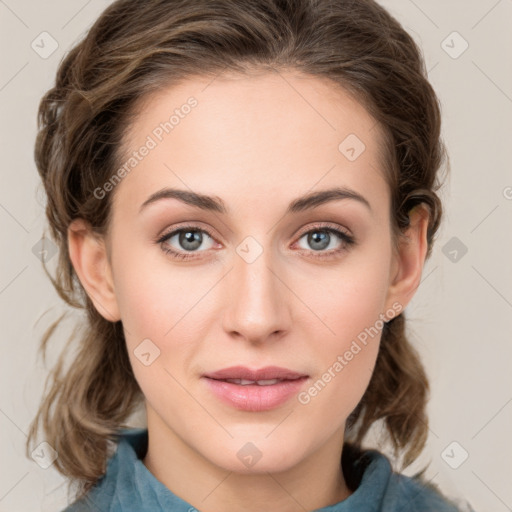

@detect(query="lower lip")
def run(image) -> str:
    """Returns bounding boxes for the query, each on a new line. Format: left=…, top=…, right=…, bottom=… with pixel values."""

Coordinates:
left=203, top=377, right=309, bottom=412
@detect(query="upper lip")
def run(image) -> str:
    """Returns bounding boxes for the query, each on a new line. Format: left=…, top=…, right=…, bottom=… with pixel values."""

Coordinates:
left=203, top=366, right=308, bottom=381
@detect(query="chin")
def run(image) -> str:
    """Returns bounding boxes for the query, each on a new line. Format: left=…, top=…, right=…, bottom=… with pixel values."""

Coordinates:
left=202, top=434, right=310, bottom=474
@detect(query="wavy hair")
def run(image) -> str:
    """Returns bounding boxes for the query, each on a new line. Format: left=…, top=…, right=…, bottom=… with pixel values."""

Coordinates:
left=27, top=0, right=449, bottom=503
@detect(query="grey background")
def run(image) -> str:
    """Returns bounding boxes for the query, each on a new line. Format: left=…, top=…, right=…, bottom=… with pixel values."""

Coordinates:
left=1, top=0, right=511, bottom=510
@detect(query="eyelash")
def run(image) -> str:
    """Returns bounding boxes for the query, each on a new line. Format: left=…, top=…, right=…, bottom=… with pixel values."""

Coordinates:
left=155, top=223, right=356, bottom=261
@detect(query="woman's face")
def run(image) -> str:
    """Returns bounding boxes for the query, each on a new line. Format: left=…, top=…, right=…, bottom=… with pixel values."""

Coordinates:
left=88, top=71, right=418, bottom=474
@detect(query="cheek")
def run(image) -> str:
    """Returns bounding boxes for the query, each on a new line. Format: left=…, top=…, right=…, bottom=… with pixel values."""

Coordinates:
left=111, top=241, right=217, bottom=387
left=297, top=248, right=391, bottom=349
left=110, top=233, right=186, bottom=335
left=294, top=252, right=391, bottom=408
left=296, top=286, right=384, bottom=429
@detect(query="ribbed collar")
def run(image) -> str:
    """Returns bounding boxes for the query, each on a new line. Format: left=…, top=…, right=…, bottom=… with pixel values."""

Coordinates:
left=72, top=427, right=453, bottom=512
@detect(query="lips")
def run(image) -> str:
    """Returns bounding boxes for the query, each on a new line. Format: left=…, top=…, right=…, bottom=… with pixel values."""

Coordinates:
left=203, top=365, right=308, bottom=382
left=202, top=366, right=309, bottom=411
left=222, top=378, right=283, bottom=386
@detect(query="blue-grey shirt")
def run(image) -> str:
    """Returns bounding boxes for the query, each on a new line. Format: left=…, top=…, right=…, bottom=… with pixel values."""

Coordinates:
left=63, top=428, right=464, bottom=511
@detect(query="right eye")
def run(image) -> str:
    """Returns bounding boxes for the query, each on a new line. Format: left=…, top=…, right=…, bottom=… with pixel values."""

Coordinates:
left=157, top=225, right=217, bottom=260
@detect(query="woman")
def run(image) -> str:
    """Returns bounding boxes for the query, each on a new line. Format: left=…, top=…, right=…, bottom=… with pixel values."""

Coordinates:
left=27, top=0, right=468, bottom=510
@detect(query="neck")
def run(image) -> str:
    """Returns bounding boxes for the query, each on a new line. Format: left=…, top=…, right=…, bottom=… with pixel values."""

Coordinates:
left=142, top=410, right=353, bottom=512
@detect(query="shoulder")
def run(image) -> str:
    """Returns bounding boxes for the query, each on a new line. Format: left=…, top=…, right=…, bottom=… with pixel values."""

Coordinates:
left=384, top=470, right=462, bottom=511
left=60, top=428, right=147, bottom=512
left=334, top=444, right=466, bottom=512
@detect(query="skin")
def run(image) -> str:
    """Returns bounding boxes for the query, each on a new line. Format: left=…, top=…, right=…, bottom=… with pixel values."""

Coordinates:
left=68, top=70, right=429, bottom=512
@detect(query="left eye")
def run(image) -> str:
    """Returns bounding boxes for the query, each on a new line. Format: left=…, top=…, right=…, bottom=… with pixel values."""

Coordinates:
left=296, top=228, right=351, bottom=252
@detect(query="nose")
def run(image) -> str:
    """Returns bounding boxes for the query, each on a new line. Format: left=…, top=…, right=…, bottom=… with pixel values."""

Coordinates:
left=222, top=244, right=292, bottom=345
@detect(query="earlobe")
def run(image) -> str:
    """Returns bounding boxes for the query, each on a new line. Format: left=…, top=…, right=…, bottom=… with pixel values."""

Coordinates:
left=385, top=204, right=430, bottom=313
left=67, top=218, right=121, bottom=322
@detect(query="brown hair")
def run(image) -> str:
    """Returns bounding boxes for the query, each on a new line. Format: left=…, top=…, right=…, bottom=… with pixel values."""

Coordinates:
left=27, top=0, right=449, bottom=503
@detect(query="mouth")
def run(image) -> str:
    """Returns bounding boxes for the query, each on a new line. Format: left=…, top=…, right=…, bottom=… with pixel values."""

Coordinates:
left=218, top=378, right=298, bottom=386
left=202, top=366, right=309, bottom=411
left=203, top=365, right=308, bottom=381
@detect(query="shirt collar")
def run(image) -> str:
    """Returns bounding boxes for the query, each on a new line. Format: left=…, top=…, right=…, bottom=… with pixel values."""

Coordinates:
left=80, top=427, right=392, bottom=511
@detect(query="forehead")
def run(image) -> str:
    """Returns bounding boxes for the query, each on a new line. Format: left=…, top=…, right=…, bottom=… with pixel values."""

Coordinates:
left=113, top=70, right=389, bottom=217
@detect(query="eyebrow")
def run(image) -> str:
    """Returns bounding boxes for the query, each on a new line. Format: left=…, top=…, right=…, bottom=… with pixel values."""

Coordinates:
left=139, top=186, right=372, bottom=215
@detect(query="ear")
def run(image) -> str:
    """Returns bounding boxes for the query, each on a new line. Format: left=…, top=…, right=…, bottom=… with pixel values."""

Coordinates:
left=384, top=203, right=430, bottom=313
left=67, top=218, right=121, bottom=322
